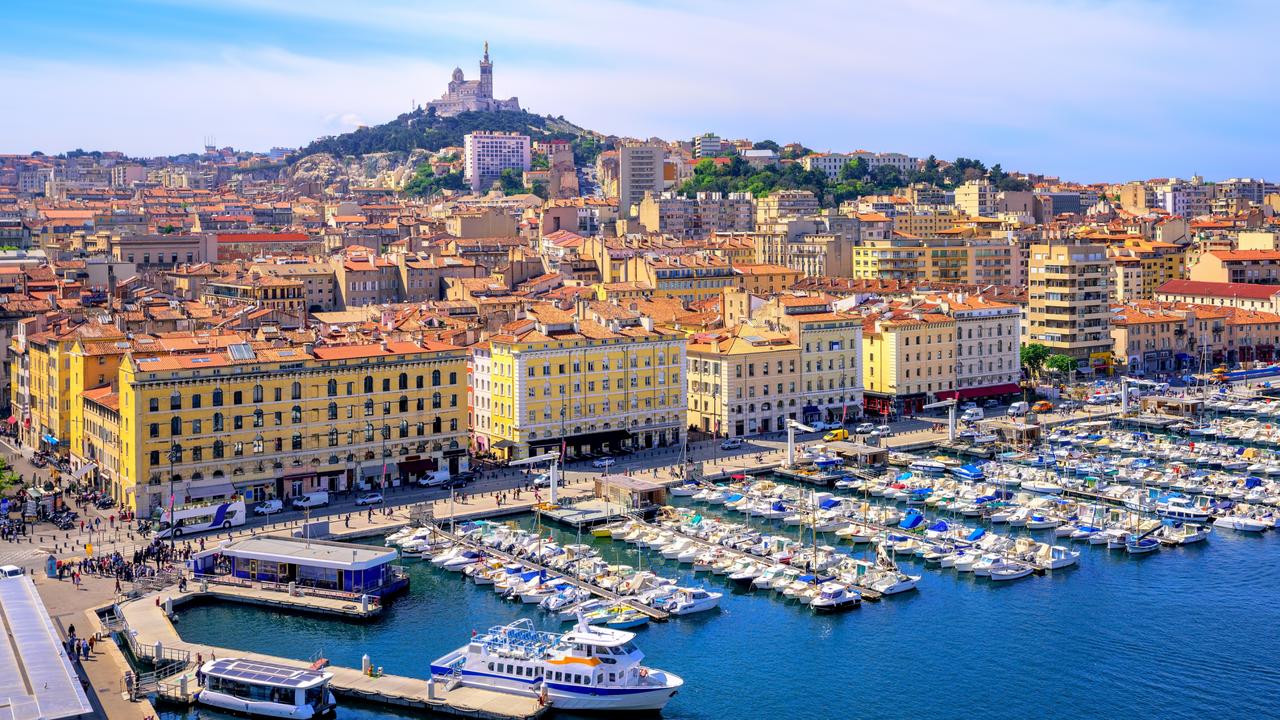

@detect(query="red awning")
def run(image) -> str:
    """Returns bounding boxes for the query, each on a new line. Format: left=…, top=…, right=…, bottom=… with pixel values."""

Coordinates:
left=4, top=416, right=15, bottom=425
left=938, top=383, right=1023, bottom=400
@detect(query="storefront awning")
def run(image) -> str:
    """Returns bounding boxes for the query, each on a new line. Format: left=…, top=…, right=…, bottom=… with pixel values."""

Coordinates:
left=71, top=462, right=97, bottom=480
left=529, top=429, right=630, bottom=450
left=41, top=434, right=59, bottom=446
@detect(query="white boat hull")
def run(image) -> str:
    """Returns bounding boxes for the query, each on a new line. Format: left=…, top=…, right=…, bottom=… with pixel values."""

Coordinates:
left=198, top=689, right=332, bottom=719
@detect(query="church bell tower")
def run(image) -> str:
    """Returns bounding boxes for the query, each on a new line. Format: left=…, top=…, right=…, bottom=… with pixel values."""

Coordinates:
left=478, top=41, right=493, bottom=100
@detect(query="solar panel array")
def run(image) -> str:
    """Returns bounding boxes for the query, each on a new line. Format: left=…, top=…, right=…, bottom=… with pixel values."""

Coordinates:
left=207, top=658, right=325, bottom=687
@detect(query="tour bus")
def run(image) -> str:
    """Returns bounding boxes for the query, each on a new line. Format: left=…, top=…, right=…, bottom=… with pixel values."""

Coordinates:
left=154, top=497, right=247, bottom=538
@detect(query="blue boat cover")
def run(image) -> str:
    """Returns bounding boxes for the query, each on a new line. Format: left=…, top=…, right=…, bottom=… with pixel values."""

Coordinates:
left=771, top=501, right=787, bottom=511
left=911, top=487, right=933, bottom=495
left=897, top=471, right=913, bottom=481
left=899, top=512, right=924, bottom=530
left=726, top=493, right=743, bottom=502
left=966, top=527, right=986, bottom=541
left=927, top=520, right=950, bottom=532
left=1245, top=477, right=1263, bottom=489
left=819, top=498, right=841, bottom=510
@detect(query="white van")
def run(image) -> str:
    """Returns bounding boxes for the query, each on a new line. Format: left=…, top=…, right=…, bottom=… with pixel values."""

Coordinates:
left=960, top=407, right=984, bottom=422
left=1007, top=402, right=1030, bottom=417
left=0, top=565, right=23, bottom=578
left=290, top=491, right=329, bottom=510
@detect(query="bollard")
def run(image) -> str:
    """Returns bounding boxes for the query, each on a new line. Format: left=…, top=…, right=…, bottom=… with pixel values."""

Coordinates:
left=362, top=653, right=371, bottom=675
left=361, top=594, right=369, bottom=614
left=428, top=676, right=437, bottom=699
left=200, top=579, right=208, bottom=592
left=180, top=674, right=189, bottom=696
left=164, top=596, right=173, bottom=616
left=288, top=581, right=296, bottom=596
left=154, top=640, right=163, bottom=659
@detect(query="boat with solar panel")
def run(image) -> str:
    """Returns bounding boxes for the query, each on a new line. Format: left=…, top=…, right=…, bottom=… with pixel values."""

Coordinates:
left=196, top=657, right=336, bottom=719
left=430, top=615, right=682, bottom=711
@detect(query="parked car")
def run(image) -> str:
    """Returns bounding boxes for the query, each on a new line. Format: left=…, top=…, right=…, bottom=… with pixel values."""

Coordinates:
left=0, top=565, right=23, bottom=579
left=356, top=491, right=384, bottom=506
left=591, top=457, right=616, bottom=469
left=720, top=438, right=744, bottom=450
left=533, top=472, right=562, bottom=488
left=875, top=424, right=893, bottom=436
left=960, top=408, right=984, bottom=422
left=854, top=422, right=876, bottom=434
left=960, top=401, right=978, bottom=411
left=1031, top=400, right=1054, bottom=413
left=1058, top=400, right=1081, bottom=412
left=982, top=398, right=1000, bottom=408
left=253, top=499, right=283, bottom=516
left=1007, top=401, right=1030, bottom=417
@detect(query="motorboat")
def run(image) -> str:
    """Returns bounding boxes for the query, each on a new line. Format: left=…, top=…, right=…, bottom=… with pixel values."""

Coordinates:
left=1155, top=522, right=1210, bottom=545
left=1213, top=515, right=1270, bottom=533
left=810, top=582, right=861, bottom=612
left=659, top=588, right=722, bottom=616
left=1037, top=545, right=1080, bottom=569
left=431, top=618, right=681, bottom=711
left=197, top=658, right=335, bottom=719
left=1157, top=497, right=1212, bottom=523
left=1124, top=534, right=1161, bottom=554
left=988, top=562, right=1035, bottom=582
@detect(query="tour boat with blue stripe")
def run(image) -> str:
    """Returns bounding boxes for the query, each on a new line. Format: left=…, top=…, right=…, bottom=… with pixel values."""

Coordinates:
left=430, top=617, right=683, bottom=711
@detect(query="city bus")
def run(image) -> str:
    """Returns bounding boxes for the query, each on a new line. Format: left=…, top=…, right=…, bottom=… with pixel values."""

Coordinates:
left=154, top=497, right=246, bottom=538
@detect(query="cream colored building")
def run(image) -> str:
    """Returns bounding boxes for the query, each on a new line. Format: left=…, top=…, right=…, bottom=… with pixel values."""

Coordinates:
left=686, top=325, right=801, bottom=437
left=758, top=296, right=864, bottom=424
left=939, top=294, right=1021, bottom=395
left=861, top=309, right=956, bottom=418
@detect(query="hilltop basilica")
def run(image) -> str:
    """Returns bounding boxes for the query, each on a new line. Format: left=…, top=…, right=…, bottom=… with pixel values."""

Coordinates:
left=426, top=43, right=521, bottom=117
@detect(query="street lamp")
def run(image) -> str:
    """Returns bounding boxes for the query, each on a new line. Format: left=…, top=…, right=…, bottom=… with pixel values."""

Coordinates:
left=167, top=442, right=182, bottom=554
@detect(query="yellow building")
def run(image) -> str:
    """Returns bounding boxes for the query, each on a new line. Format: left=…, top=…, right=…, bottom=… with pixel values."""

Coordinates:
left=627, top=254, right=738, bottom=305
left=731, top=264, right=802, bottom=295
left=472, top=304, right=686, bottom=460
left=115, top=339, right=468, bottom=513
left=861, top=309, right=956, bottom=418
left=1105, top=238, right=1186, bottom=300
left=201, top=272, right=306, bottom=311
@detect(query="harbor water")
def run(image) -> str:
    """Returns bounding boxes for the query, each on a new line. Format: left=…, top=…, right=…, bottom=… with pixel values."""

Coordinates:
left=165, top=504, right=1280, bottom=720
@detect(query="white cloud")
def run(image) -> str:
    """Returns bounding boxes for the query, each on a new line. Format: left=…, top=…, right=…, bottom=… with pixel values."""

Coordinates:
left=3, top=0, right=1277, bottom=179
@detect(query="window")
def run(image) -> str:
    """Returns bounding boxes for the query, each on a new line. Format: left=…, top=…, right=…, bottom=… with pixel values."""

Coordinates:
left=292, top=405, right=302, bottom=424
left=212, top=440, right=224, bottom=459
left=432, top=392, right=442, bottom=409
left=416, top=375, right=424, bottom=389
left=253, top=385, right=263, bottom=403
left=170, top=391, right=181, bottom=410
left=212, top=413, right=224, bottom=432
left=449, top=372, right=457, bottom=384
left=328, top=428, right=338, bottom=446
left=327, top=402, right=338, bottom=420
left=327, top=379, right=338, bottom=397
left=292, top=432, right=303, bottom=451
left=170, top=417, right=181, bottom=435
left=398, top=373, right=408, bottom=390
left=191, top=446, right=202, bottom=461
left=191, top=419, right=201, bottom=434
left=192, top=394, right=202, bottom=409
left=364, top=423, right=374, bottom=442
left=363, top=376, right=374, bottom=394
left=432, top=369, right=441, bottom=386
left=149, top=450, right=160, bottom=465
left=149, top=398, right=159, bottom=412
left=274, top=387, right=282, bottom=402
left=364, top=399, right=374, bottom=416
left=212, top=388, right=223, bottom=406
left=234, top=415, right=243, bottom=430
left=253, top=409, right=264, bottom=428
left=291, top=381, right=302, bottom=400
left=233, top=390, right=243, bottom=405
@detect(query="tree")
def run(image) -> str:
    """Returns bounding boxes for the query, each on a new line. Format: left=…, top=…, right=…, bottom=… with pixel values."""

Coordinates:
left=497, top=168, right=525, bottom=195
left=1045, top=354, right=1078, bottom=376
left=840, top=157, right=869, bottom=183
left=1020, top=343, right=1050, bottom=377
left=752, top=140, right=781, bottom=152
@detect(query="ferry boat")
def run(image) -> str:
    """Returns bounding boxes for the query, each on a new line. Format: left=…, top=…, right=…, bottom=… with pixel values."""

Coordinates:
left=430, top=617, right=683, bottom=711
left=196, top=658, right=335, bottom=719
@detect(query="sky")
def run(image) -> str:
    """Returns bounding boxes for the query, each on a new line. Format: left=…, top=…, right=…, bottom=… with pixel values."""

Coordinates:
left=2, top=0, right=1277, bottom=182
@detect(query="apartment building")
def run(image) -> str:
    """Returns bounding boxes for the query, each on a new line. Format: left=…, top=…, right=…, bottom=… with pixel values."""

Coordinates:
left=954, top=180, right=996, bottom=217
left=618, top=144, right=665, bottom=218
left=758, top=296, right=864, bottom=425
left=861, top=308, right=956, bottom=418
left=1190, top=250, right=1280, bottom=285
left=115, top=340, right=468, bottom=513
left=463, top=132, right=532, bottom=192
left=686, top=325, right=801, bottom=437
left=1027, top=238, right=1113, bottom=371
left=939, top=294, right=1021, bottom=397
left=471, top=304, right=686, bottom=461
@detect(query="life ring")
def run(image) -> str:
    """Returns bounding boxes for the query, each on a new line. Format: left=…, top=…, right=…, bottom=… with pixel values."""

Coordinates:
left=639, top=668, right=649, bottom=678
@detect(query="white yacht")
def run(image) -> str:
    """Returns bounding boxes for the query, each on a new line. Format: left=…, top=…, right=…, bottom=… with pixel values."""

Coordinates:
left=1213, top=515, right=1270, bottom=533
left=1157, top=497, right=1211, bottom=523
left=810, top=582, right=861, bottom=612
left=430, top=617, right=683, bottom=711
left=197, top=658, right=335, bottom=719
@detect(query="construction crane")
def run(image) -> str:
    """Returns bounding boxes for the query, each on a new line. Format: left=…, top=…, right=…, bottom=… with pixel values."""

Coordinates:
left=923, top=398, right=959, bottom=441
left=509, top=450, right=562, bottom=506
left=785, top=419, right=817, bottom=467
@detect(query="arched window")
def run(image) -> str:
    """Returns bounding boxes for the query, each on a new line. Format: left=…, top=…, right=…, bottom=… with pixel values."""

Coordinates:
left=212, top=440, right=224, bottom=459
left=398, top=395, right=408, bottom=413
left=192, top=471, right=203, bottom=481
left=328, top=427, right=338, bottom=446
left=253, top=435, right=264, bottom=454
left=431, top=369, right=441, bottom=386
left=291, top=405, right=302, bottom=424
left=327, top=379, right=338, bottom=397
left=399, top=419, right=408, bottom=438
left=291, top=381, right=302, bottom=400
left=212, top=413, right=224, bottom=432
left=253, top=409, right=263, bottom=428
left=432, top=392, right=442, bottom=409
left=432, top=417, right=442, bottom=434
left=170, top=417, right=181, bottom=435
left=327, top=402, right=338, bottom=420
left=212, top=388, right=224, bottom=406
left=253, top=385, right=263, bottom=403
left=398, top=373, right=408, bottom=390
left=363, top=375, right=374, bottom=394
left=416, top=422, right=425, bottom=436
left=291, top=432, right=303, bottom=451
left=364, top=398, right=374, bottom=416
left=364, top=423, right=374, bottom=442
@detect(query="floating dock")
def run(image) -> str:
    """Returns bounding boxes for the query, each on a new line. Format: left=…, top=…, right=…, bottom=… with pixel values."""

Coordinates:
left=115, top=594, right=548, bottom=720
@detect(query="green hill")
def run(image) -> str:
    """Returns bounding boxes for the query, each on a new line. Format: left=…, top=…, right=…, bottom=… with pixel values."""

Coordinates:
left=292, top=108, right=605, bottom=164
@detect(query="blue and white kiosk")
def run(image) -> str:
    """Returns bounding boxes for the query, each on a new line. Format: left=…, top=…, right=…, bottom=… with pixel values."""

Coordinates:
left=190, top=535, right=408, bottom=598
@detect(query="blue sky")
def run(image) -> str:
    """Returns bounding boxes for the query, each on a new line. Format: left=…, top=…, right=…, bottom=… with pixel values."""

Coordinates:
left=2, top=0, right=1277, bottom=182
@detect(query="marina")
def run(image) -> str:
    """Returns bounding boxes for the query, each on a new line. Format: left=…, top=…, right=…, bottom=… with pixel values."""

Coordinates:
left=147, top=413, right=1280, bottom=720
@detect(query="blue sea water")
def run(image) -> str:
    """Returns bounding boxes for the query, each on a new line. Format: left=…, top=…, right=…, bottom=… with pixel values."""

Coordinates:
left=165, top=504, right=1280, bottom=720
